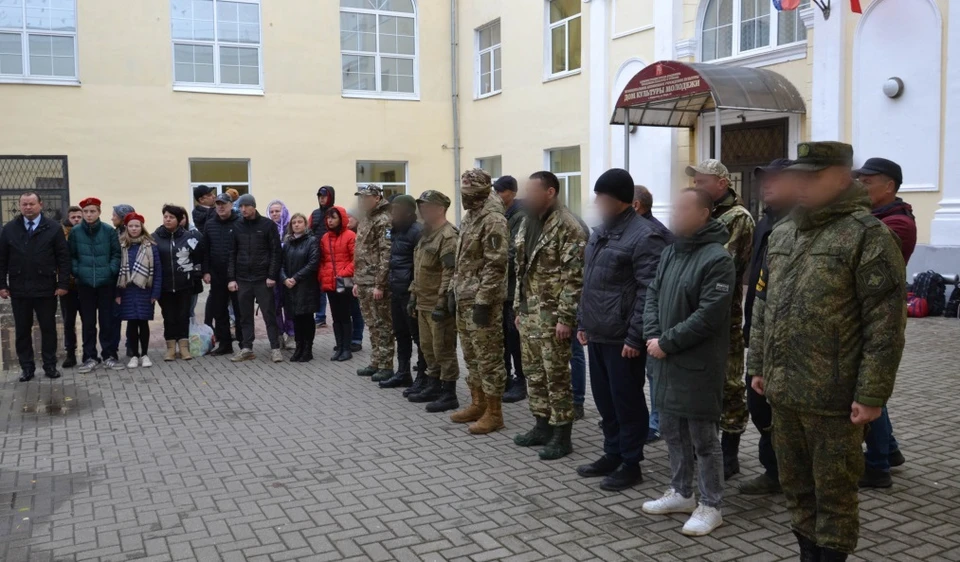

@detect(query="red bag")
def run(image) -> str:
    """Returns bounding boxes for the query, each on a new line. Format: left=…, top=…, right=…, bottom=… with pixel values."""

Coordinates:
left=907, top=292, right=929, bottom=318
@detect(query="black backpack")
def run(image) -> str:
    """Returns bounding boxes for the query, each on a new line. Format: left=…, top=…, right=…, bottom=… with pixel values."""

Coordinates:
left=944, top=286, right=960, bottom=319
left=913, top=270, right=947, bottom=317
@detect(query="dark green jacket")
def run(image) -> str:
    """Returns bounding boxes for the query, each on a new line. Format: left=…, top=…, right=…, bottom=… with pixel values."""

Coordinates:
left=69, top=219, right=121, bottom=288
left=746, top=184, right=907, bottom=415
left=643, top=219, right=736, bottom=421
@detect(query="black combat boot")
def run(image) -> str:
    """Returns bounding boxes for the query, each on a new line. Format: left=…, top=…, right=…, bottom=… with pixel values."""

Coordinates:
left=404, top=371, right=427, bottom=398
left=380, top=359, right=412, bottom=388
left=408, top=377, right=441, bottom=403
left=61, top=352, right=77, bottom=369
left=425, top=381, right=459, bottom=413
left=576, top=454, right=622, bottom=478
left=600, top=463, right=643, bottom=491
left=514, top=416, right=552, bottom=447
left=721, top=432, right=741, bottom=480
left=502, top=372, right=527, bottom=403
left=539, top=423, right=573, bottom=461
left=794, top=531, right=821, bottom=562
left=819, top=547, right=848, bottom=562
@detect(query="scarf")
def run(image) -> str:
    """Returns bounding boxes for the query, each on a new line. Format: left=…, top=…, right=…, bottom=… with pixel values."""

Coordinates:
left=118, top=237, right=155, bottom=290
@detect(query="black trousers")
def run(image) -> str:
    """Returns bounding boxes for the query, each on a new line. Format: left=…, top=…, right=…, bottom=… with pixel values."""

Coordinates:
left=746, top=374, right=779, bottom=478
left=588, top=342, right=650, bottom=465
left=59, top=290, right=79, bottom=353
left=12, top=296, right=59, bottom=371
left=293, top=314, right=316, bottom=348
left=78, top=285, right=117, bottom=362
left=237, top=280, right=279, bottom=350
left=502, top=300, right=523, bottom=377
left=206, top=280, right=242, bottom=348
left=390, top=292, right=422, bottom=365
left=158, top=290, right=192, bottom=341
left=126, top=320, right=150, bottom=357
left=327, top=290, right=352, bottom=323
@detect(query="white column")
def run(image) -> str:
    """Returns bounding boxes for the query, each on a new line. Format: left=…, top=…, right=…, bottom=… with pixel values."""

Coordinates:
left=644, top=0, right=681, bottom=225
left=584, top=0, right=609, bottom=227
left=811, top=6, right=846, bottom=140
left=931, top=5, right=960, bottom=246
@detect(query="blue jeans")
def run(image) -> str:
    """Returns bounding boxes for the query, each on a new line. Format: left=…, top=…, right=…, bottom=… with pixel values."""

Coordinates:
left=351, top=295, right=364, bottom=344
left=647, top=371, right=660, bottom=432
left=570, top=338, right=586, bottom=406
left=315, top=292, right=327, bottom=324
left=864, top=407, right=900, bottom=472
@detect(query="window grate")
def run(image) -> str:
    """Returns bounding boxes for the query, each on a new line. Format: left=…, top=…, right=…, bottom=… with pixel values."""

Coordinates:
left=0, top=156, right=69, bottom=224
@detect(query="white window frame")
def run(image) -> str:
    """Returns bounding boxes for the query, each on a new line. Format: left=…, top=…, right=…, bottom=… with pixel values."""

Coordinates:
left=171, top=0, right=264, bottom=95
left=475, top=19, right=501, bottom=99
left=0, top=0, right=79, bottom=85
left=340, top=0, right=419, bottom=101
left=475, top=155, right=502, bottom=182
left=698, top=0, right=810, bottom=64
left=545, top=146, right=581, bottom=212
left=356, top=160, right=409, bottom=198
left=188, top=158, right=252, bottom=203
left=544, top=0, right=581, bottom=80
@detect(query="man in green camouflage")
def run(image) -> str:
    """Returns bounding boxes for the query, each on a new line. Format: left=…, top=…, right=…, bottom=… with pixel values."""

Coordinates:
left=511, top=171, right=586, bottom=460
left=406, top=190, right=461, bottom=413
left=748, top=142, right=907, bottom=561
left=450, top=169, right=509, bottom=435
left=353, top=185, right=394, bottom=381
left=687, top=159, right=755, bottom=479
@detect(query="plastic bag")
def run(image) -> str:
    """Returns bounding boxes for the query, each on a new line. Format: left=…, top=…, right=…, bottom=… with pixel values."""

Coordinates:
left=188, top=320, right=214, bottom=357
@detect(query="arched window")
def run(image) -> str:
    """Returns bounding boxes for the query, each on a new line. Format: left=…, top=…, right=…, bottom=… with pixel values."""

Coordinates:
left=339, top=0, right=418, bottom=98
left=700, top=0, right=809, bottom=62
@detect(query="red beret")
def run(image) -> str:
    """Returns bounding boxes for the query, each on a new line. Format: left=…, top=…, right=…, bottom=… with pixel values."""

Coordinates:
left=123, top=212, right=145, bottom=225
left=79, top=197, right=101, bottom=209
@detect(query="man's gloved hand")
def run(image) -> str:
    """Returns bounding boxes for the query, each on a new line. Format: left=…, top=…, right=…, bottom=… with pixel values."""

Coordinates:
left=406, top=295, right=417, bottom=317
left=446, top=291, right=456, bottom=316
left=431, top=305, right=448, bottom=322
left=472, top=304, right=492, bottom=327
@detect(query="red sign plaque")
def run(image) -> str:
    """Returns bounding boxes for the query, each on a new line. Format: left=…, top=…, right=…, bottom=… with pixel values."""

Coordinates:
left=615, top=61, right=712, bottom=108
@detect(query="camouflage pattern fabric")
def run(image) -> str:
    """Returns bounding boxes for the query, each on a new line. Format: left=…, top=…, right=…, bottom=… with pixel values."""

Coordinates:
left=452, top=173, right=508, bottom=307
left=358, top=285, right=394, bottom=370
left=410, top=221, right=458, bottom=313
left=417, top=313, right=458, bottom=381
left=456, top=300, right=506, bottom=397
left=354, top=197, right=392, bottom=288
left=416, top=190, right=451, bottom=208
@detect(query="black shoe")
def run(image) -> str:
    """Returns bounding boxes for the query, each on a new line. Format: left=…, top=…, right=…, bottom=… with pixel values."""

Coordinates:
left=738, top=472, right=782, bottom=495
left=502, top=375, right=527, bottom=403
left=210, top=345, right=234, bottom=357
left=379, top=371, right=413, bottom=389
left=576, top=454, right=623, bottom=478
left=514, top=416, right=552, bottom=447
left=573, top=404, right=585, bottom=421
left=408, top=377, right=441, bottom=403
left=600, top=463, right=643, bottom=491
left=350, top=342, right=362, bottom=352
left=337, top=349, right=352, bottom=361
left=404, top=372, right=427, bottom=398
left=290, top=345, right=304, bottom=363
left=721, top=432, right=741, bottom=480
left=300, top=349, right=313, bottom=362
left=61, top=354, right=77, bottom=369
left=357, top=365, right=377, bottom=377
left=859, top=467, right=893, bottom=489
left=43, top=367, right=62, bottom=379
left=794, top=531, right=821, bottom=562
left=646, top=428, right=661, bottom=444
left=425, top=381, right=459, bottom=413
left=820, top=547, right=849, bottom=562
left=889, top=449, right=905, bottom=468
left=18, top=370, right=35, bottom=382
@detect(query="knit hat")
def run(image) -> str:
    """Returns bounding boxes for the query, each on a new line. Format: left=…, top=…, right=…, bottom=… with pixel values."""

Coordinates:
left=113, top=204, right=135, bottom=219
left=461, top=168, right=492, bottom=197
left=123, top=212, right=145, bottom=225
left=593, top=168, right=635, bottom=204
left=493, top=175, right=518, bottom=193
left=237, top=194, right=257, bottom=207
left=225, top=188, right=240, bottom=201
left=79, top=197, right=101, bottom=209
left=392, top=194, right=417, bottom=212
left=193, top=184, right=214, bottom=200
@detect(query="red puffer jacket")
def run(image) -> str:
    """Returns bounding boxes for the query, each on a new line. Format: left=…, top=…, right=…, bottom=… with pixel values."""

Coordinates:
left=318, top=206, right=356, bottom=292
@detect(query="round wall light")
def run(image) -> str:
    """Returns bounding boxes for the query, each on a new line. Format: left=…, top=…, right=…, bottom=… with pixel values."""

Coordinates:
left=883, top=77, right=904, bottom=99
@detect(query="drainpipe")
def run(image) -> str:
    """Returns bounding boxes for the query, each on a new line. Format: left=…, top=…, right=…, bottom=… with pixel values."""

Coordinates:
left=450, top=0, right=462, bottom=223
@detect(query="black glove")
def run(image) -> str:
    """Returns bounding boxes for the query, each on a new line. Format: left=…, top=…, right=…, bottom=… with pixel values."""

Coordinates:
left=472, top=304, right=492, bottom=327
left=446, top=291, right=456, bottom=316
left=431, top=305, right=448, bottom=322
left=406, top=295, right=417, bottom=317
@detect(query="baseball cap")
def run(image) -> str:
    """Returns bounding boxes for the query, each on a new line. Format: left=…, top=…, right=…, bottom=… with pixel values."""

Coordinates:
left=753, top=158, right=794, bottom=180
left=784, top=142, right=854, bottom=173
left=685, top=159, right=730, bottom=181
left=417, top=190, right=451, bottom=208
left=355, top=184, right=383, bottom=197
left=214, top=193, right=233, bottom=205
left=853, top=157, right=903, bottom=187
left=193, top=184, right=214, bottom=200
left=317, top=185, right=333, bottom=197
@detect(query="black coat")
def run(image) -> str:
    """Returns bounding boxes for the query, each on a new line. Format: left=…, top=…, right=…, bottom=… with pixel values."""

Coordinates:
left=310, top=186, right=337, bottom=237
left=280, top=233, right=320, bottom=315
left=202, top=211, right=239, bottom=280
left=154, top=226, right=204, bottom=293
left=229, top=212, right=281, bottom=283
left=192, top=205, right=216, bottom=233
left=579, top=208, right=667, bottom=349
left=743, top=210, right=781, bottom=347
left=0, top=215, right=71, bottom=298
left=388, top=220, right=422, bottom=295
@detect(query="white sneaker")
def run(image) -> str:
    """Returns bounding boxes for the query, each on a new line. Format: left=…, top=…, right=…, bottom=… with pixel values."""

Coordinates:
left=126, top=357, right=139, bottom=369
left=642, top=488, right=697, bottom=515
left=140, top=355, right=153, bottom=368
left=681, top=504, right=723, bottom=536
left=272, top=349, right=284, bottom=363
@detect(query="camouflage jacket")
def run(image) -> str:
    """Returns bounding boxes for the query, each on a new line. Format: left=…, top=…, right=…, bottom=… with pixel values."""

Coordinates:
left=410, top=221, right=459, bottom=312
left=354, top=198, right=392, bottom=288
left=746, top=185, right=907, bottom=415
left=713, top=189, right=755, bottom=350
left=453, top=194, right=508, bottom=306
left=513, top=204, right=587, bottom=328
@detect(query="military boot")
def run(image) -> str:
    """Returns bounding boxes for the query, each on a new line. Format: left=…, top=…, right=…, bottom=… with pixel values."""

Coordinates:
left=357, top=365, right=377, bottom=377
left=514, top=416, right=552, bottom=447
left=426, top=381, right=459, bottom=413
left=539, top=423, right=573, bottom=460
left=721, top=432, right=741, bottom=480
left=502, top=373, right=527, bottom=403
left=408, top=376, right=441, bottom=403
left=820, top=547, right=848, bottom=562
left=372, top=369, right=394, bottom=382
left=380, top=359, right=412, bottom=388
left=450, top=386, right=486, bottom=423
left=859, top=467, right=893, bottom=489
left=468, top=395, right=504, bottom=434
left=403, top=371, right=427, bottom=398
left=738, top=472, right=782, bottom=495
left=794, top=532, right=821, bottom=562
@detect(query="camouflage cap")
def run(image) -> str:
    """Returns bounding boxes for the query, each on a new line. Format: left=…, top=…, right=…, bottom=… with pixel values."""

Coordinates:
left=461, top=168, right=492, bottom=196
left=685, top=159, right=730, bottom=181
left=417, top=190, right=451, bottom=208
left=784, top=141, right=854, bottom=172
left=354, top=184, right=383, bottom=197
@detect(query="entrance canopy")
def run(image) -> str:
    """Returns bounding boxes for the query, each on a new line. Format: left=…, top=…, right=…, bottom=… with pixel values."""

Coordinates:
left=610, top=60, right=806, bottom=128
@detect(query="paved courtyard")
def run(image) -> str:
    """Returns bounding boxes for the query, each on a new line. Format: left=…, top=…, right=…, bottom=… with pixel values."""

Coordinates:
left=0, top=318, right=958, bottom=562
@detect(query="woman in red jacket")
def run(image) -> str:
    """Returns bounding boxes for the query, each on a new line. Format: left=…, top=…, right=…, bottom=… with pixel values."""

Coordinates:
left=319, top=206, right=357, bottom=362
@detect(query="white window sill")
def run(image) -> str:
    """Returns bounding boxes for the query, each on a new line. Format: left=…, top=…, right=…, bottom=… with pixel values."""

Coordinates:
left=342, top=91, right=420, bottom=102
left=706, top=41, right=808, bottom=69
left=173, top=85, right=264, bottom=96
left=900, top=183, right=938, bottom=193
left=543, top=68, right=581, bottom=84
left=0, top=76, right=79, bottom=86
left=475, top=90, right=502, bottom=101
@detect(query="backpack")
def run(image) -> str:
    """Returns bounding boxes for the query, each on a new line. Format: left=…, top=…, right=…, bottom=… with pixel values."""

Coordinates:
left=945, top=286, right=960, bottom=319
left=907, top=293, right=929, bottom=318
left=912, top=270, right=946, bottom=317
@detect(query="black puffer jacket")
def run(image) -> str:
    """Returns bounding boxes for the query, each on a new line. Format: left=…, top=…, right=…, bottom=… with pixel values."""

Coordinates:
left=202, top=210, right=239, bottom=281
left=154, top=226, right=204, bottom=293
left=310, top=186, right=337, bottom=237
left=192, top=205, right=216, bottom=233
left=388, top=219, right=422, bottom=295
left=229, top=212, right=281, bottom=283
left=280, top=233, right=320, bottom=315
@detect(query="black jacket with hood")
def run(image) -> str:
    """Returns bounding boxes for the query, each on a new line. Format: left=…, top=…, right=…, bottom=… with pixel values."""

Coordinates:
left=229, top=211, right=282, bottom=283
left=388, top=218, right=422, bottom=295
left=310, top=186, right=337, bottom=237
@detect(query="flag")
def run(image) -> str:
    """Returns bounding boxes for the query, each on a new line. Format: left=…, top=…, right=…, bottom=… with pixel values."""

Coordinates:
left=772, top=0, right=801, bottom=10
left=851, top=0, right=862, bottom=13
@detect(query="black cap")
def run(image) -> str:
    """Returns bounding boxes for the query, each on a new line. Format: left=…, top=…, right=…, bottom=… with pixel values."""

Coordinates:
left=214, top=193, right=232, bottom=205
left=593, top=168, right=635, bottom=204
left=853, top=157, right=903, bottom=187
left=753, top=157, right=794, bottom=180
left=493, top=175, right=518, bottom=193
left=193, top=184, right=214, bottom=200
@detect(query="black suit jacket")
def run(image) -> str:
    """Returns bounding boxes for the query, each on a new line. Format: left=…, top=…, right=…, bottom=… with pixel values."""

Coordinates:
left=0, top=215, right=71, bottom=298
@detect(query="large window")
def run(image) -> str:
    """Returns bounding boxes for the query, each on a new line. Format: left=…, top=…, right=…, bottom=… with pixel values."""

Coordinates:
left=357, top=160, right=407, bottom=200
left=548, top=147, right=581, bottom=216
left=546, top=0, right=581, bottom=77
left=171, top=0, right=262, bottom=90
left=476, top=156, right=502, bottom=181
left=340, top=0, right=418, bottom=98
left=189, top=159, right=250, bottom=199
left=0, top=0, right=77, bottom=82
left=476, top=20, right=500, bottom=98
left=701, top=0, right=809, bottom=62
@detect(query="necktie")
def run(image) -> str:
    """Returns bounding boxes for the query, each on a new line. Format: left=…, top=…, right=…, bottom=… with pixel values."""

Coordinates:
left=26, top=220, right=34, bottom=236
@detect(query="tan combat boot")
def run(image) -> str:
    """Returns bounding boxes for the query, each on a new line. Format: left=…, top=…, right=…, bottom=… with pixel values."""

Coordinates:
left=468, top=394, right=505, bottom=435
left=164, top=341, right=177, bottom=361
left=450, top=386, right=486, bottom=423
left=178, top=339, right=193, bottom=360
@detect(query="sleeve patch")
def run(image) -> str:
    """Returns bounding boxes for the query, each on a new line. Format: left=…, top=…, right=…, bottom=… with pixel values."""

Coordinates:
left=440, top=253, right=455, bottom=268
left=716, top=282, right=730, bottom=293
left=858, top=260, right=894, bottom=296
left=488, top=233, right=502, bottom=251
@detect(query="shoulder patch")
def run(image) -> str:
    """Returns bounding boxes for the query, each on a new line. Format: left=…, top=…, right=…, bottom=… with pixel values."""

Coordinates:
left=854, top=212, right=883, bottom=229
left=857, top=260, right=894, bottom=296
left=488, top=233, right=503, bottom=251
left=716, top=282, right=730, bottom=293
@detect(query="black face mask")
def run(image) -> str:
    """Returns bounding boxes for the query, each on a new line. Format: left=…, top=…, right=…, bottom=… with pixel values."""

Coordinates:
left=462, top=194, right=486, bottom=210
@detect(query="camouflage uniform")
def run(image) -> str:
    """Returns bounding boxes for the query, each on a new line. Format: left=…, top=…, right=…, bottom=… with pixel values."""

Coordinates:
left=354, top=186, right=394, bottom=370
left=514, top=204, right=586, bottom=426
left=453, top=170, right=509, bottom=398
left=747, top=142, right=907, bottom=555
left=410, top=191, right=460, bottom=382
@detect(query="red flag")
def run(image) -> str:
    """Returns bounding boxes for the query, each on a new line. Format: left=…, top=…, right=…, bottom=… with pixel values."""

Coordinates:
left=851, top=0, right=862, bottom=13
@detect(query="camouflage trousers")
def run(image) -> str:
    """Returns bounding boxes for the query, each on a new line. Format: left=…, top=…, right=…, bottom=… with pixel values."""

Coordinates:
left=357, top=286, right=394, bottom=370
left=456, top=301, right=506, bottom=397
left=518, top=312, right=574, bottom=426
left=772, top=405, right=864, bottom=554
left=417, top=312, right=459, bottom=381
left=721, top=330, right=748, bottom=434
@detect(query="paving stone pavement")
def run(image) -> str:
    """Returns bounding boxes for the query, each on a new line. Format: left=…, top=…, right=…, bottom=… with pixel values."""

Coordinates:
left=0, top=317, right=958, bottom=562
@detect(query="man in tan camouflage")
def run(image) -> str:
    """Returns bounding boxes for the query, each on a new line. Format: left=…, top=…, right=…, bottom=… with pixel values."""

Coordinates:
left=687, top=159, right=755, bottom=479
left=510, top=171, right=586, bottom=460
left=405, top=190, right=461, bottom=413
left=449, top=169, right=509, bottom=435
left=749, top=142, right=906, bottom=561
left=353, top=185, right=394, bottom=381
